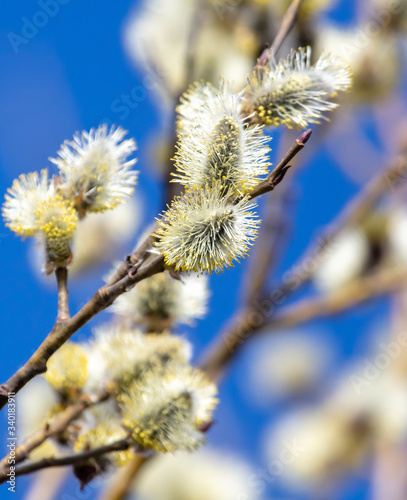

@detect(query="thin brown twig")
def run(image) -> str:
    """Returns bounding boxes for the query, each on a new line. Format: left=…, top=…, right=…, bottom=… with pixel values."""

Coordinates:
left=242, top=0, right=304, bottom=119
left=0, top=437, right=133, bottom=482
left=244, top=180, right=292, bottom=304
left=245, top=128, right=312, bottom=202
left=0, top=387, right=112, bottom=469
left=56, top=267, right=69, bottom=322
left=106, top=231, right=159, bottom=286
left=254, top=0, right=304, bottom=72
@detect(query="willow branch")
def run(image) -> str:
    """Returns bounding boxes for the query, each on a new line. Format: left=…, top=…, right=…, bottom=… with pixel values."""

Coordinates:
left=0, top=255, right=165, bottom=410
left=56, top=267, right=69, bottom=322
left=0, top=388, right=112, bottom=469
left=92, top=9, right=310, bottom=500
left=106, top=231, right=159, bottom=286
left=0, top=438, right=133, bottom=482
left=331, top=154, right=407, bottom=230
left=0, top=0, right=310, bottom=486
left=201, top=265, right=407, bottom=380
left=267, top=266, right=407, bottom=328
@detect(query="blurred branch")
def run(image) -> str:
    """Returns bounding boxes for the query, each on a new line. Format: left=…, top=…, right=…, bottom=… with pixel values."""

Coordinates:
left=201, top=265, right=407, bottom=380
left=97, top=455, right=148, bottom=500
left=267, top=266, right=407, bottom=329
left=243, top=128, right=303, bottom=306
left=336, top=155, right=407, bottom=228
left=0, top=437, right=133, bottom=482
left=269, top=0, right=304, bottom=57
left=24, top=468, right=69, bottom=500
left=373, top=444, right=407, bottom=500
left=184, top=0, right=206, bottom=88
left=106, top=231, right=160, bottom=286
left=244, top=179, right=293, bottom=304
left=274, top=152, right=407, bottom=298
left=0, top=387, right=112, bottom=469
left=56, top=268, right=69, bottom=323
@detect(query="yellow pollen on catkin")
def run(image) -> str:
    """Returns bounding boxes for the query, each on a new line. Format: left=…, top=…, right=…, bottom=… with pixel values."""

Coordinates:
left=44, top=343, right=88, bottom=392
left=34, top=194, right=78, bottom=264
left=35, top=195, right=77, bottom=239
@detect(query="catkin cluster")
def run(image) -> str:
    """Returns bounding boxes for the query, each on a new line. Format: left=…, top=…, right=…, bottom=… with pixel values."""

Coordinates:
left=155, top=48, right=351, bottom=273
left=26, top=270, right=215, bottom=475
left=2, top=125, right=138, bottom=272
left=8, top=44, right=351, bottom=484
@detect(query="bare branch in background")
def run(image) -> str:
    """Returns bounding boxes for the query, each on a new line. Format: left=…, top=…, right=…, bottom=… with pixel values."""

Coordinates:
left=201, top=266, right=407, bottom=381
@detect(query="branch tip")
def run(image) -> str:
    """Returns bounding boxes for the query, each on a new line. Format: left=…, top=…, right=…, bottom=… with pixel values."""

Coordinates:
left=297, top=129, right=312, bottom=146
